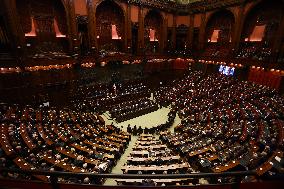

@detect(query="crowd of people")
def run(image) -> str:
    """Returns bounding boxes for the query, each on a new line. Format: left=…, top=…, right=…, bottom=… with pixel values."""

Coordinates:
left=27, top=42, right=70, bottom=60
left=154, top=71, right=203, bottom=107
left=236, top=43, right=272, bottom=61
left=0, top=104, right=130, bottom=184
left=73, top=81, right=150, bottom=113
left=202, top=44, right=231, bottom=58
left=109, top=97, right=158, bottom=123
left=156, top=72, right=284, bottom=183
left=0, top=69, right=284, bottom=186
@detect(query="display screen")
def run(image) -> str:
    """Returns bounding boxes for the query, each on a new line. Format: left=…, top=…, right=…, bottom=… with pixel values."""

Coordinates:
left=219, top=66, right=235, bottom=76
left=229, top=67, right=235, bottom=75
left=219, top=65, right=225, bottom=73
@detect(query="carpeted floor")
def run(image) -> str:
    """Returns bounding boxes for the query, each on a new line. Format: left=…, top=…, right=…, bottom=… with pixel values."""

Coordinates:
left=102, top=106, right=178, bottom=132
left=104, top=135, right=139, bottom=185
left=102, top=107, right=181, bottom=185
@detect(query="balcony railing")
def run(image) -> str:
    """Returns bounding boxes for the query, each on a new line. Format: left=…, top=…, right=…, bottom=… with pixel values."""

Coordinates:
left=1, top=167, right=283, bottom=189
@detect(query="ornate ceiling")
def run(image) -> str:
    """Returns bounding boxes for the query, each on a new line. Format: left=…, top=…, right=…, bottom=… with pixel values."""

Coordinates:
left=123, top=0, right=245, bottom=14
left=175, top=0, right=202, bottom=5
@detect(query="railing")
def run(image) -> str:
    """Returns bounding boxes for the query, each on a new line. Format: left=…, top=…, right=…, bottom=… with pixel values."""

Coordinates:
left=0, top=167, right=270, bottom=189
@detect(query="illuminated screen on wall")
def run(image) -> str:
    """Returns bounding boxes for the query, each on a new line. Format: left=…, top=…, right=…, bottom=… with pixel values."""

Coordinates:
left=219, top=65, right=235, bottom=76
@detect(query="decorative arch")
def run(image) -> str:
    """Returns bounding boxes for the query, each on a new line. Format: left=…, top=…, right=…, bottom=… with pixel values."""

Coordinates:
left=15, top=0, right=69, bottom=55
left=176, top=24, right=188, bottom=51
left=143, top=9, right=164, bottom=21
left=205, top=9, right=235, bottom=43
left=0, top=16, right=10, bottom=51
left=16, top=0, right=68, bottom=39
left=144, top=10, right=163, bottom=53
left=95, top=0, right=126, bottom=18
left=60, top=0, right=68, bottom=11
left=240, top=0, right=284, bottom=45
left=54, top=0, right=68, bottom=36
left=242, top=0, right=263, bottom=21
left=16, top=0, right=31, bottom=34
left=95, top=0, right=125, bottom=52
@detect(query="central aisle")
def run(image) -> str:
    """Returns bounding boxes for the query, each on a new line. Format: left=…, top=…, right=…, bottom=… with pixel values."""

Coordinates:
left=101, top=106, right=182, bottom=186
left=104, top=135, right=139, bottom=186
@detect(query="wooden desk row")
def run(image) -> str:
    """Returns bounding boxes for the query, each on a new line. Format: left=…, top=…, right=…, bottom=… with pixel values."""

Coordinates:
left=14, top=157, right=49, bottom=182
left=256, top=151, right=283, bottom=176
left=127, top=156, right=180, bottom=163
left=121, top=163, right=190, bottom=173
left=0, top=124, right=15, bottom=156
left=116, top=178, right=193, bottom=185
left=213, top=160, right=240, bottom=173
left=132, top=144, right=167, bottom=151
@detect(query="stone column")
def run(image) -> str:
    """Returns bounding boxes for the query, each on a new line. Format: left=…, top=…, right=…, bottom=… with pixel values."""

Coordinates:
left=86, top=0, right=97, bottom=50
left=127, top=3, right=132, bottom=52
left=137, top=6, right=144, bottom=55
left=276, top=41, right=284, bottom=63
left=3, top=0, right=25, bottom=47
left=232, top=5, right=245, bottom=53
left=172, top=14, right=177, bottom=49
left=122, top=3, right=128, bottom=52
left=68, top=0, right=78, bottom=40
left=272, top=15, right=284, bottom=60
left=187, top=13, right=194, bottom=51
left=65, top=0, right=75, bottom=52
left=198, top=12, right=206, bottom=51
left=3, top=0, right=26, bottom=68
left=161, top=14, right=168, bottom=54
